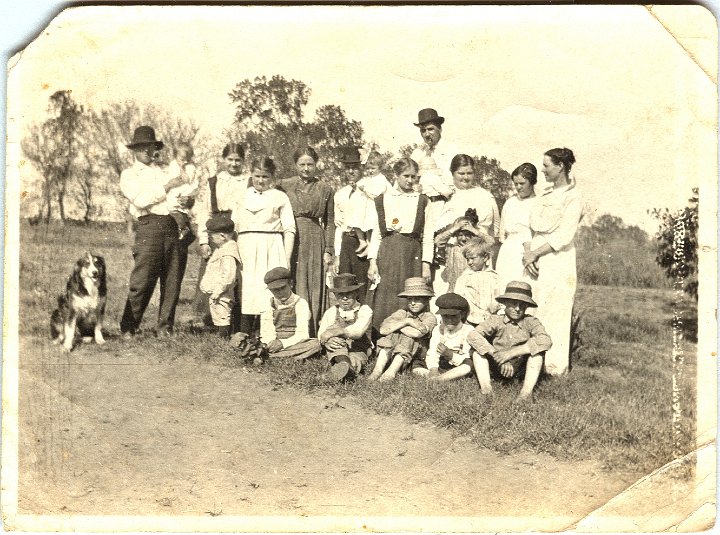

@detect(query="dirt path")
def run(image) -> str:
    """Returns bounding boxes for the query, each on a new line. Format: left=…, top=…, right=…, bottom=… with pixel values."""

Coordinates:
left=18, top=337, right=639, bottom=531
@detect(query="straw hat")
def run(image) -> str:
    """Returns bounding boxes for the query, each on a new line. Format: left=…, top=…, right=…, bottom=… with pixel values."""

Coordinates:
left=397, top=277, right=434, bottom=298
left=496, top=281, right=537, bottom=307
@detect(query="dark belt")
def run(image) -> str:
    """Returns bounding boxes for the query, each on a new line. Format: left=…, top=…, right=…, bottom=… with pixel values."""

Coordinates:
left=137, top=214, right=172, bottom=222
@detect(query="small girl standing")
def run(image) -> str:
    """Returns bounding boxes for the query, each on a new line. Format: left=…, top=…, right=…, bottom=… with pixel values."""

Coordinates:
left=368, top=277, right=437, bottom=381
left=199, top=215, right=242, bottom=339
left=366, top=158, right=434, bottom=333
left=454, top=235, right=501, bottom=326
left=415, top=293, right=475, bottom=382
left=235, top=156, right=296, bottom=335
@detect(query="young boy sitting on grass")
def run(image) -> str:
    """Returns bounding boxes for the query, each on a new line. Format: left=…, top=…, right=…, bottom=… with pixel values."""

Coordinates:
left=454, top=235, right=501, bottom=326
left=318, top=273, right=373, bottom=381
left=414, top=293, right=475, bottom=382
left=259, top=267, right=322, bottom=361
left=368, top=277, right=437, bottom=382
left=468, top=281, right=552, bottom=401
left=199, top=215, right=241, bottom=339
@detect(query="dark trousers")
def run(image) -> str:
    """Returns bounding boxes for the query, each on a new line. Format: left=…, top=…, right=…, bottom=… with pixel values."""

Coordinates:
left=339, top=233, right=369, bottom=304
left=120, top=215, right=188, bottom=334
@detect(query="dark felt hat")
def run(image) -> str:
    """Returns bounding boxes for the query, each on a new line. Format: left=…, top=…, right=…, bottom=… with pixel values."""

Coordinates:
left=126, top=126, right=164, bottom=150
left=414, top=108, right=445, bottom=127
left=264, top=267, right=292, bottom=289
left=435, top=292, right=469, bottom=315
left=331, top=273, right=364, bottom=293
left=397, top=277, right=434, bottom=298
left=339, top=146, right=362, bottom=164
left=496, top=281, right=537, bottom=307
left=205, top=214, right=235, bottom=234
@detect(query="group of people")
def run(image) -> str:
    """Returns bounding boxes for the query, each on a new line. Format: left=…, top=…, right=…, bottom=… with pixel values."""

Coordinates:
left=118, top=107, right=584, bottom=395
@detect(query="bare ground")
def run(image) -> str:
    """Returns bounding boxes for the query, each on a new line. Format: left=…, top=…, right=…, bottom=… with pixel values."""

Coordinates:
left=17, top=335, right=640, bottom=531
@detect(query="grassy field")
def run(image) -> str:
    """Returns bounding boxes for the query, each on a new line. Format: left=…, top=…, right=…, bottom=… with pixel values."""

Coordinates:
left=18, top=220, right=697, bottom=475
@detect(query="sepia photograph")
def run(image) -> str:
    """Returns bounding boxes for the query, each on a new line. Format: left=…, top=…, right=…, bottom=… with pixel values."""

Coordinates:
left=2, top=4, right=717, bottom=532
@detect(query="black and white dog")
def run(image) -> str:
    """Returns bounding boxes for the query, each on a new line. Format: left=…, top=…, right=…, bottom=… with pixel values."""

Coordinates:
left=50, top=252, right=107, bottom=351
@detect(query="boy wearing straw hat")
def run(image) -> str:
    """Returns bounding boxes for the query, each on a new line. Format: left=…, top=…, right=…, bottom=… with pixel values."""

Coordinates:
left=368, top=277, right=437, bottom=381
left=468, top=281, right=552, bottom=401
left=259, top=267, right=322, bottom=361
left=317, top=273, right=374, bottom=381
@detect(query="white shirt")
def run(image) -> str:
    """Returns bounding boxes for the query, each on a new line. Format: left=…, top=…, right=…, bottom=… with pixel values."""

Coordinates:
left=120, top=160, right=181, bottom=218
left=434, top=186, right=500, bottom=238
left=411, top=140, right=461, bottom=186
left=259, top=293, right=312, bottom=349
left=196, top=171, right=249, bottom=245
left=426, top=322, right=475, bottom=369
left=366, top=186, right=435, bottom=263
left=317, top=303, right=373, bottom=340
left=165, top=160, right=199, bottom=214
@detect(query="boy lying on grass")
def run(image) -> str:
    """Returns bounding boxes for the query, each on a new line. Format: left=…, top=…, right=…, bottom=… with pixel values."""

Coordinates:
left=414, top=293, right=475, bottom=381
left=368, top=277, right=437, bottom=382
left=468, top=281, right=552, bottom=401
left=258, top=267, right=322, bottom=360
left=318, top=273, right=373, bottom=381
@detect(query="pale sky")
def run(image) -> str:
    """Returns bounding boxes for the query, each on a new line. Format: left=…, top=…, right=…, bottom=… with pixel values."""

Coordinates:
left=7, top=4, right=718, bottom=233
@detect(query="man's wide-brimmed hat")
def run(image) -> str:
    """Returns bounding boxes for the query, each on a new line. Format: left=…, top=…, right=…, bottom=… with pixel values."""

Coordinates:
left=331, top=273, right=364, bottom=293
left=127, top=126, right=164, bottom=150
left=264, top=267, right=292, bottom=290
left=414, top=108, right=445, bottom=127
left=339, top=146, right=362, bottom=164
left=496, top=281, right=537, bottom=307
left=397, top=277, right=434, bottom=298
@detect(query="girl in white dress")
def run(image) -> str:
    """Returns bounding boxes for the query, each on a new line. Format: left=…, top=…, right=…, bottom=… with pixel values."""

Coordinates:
left=495, top=163, right=537, bottom=289
left=523, top=148, right=584, bottom=376
left=235, top=156, right=296, bottom=334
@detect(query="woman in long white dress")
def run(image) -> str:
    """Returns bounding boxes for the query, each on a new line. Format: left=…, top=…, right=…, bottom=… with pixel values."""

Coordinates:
left=495, top=163, right=537, bottom=289
left=523, top=148, right=583, bottom=376
left=234, top=156, right=296, bottom=335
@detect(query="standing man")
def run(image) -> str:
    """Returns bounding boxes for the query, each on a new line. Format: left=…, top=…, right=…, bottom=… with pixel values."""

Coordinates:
left=119, top=126, right=191, bottom=337
left=410, top=108, right=459, bottom=185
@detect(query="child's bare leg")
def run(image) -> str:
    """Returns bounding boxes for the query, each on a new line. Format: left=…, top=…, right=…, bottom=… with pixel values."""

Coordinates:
left=379, top=354, right=406, bottom=381
left=431, top=363, right=472, bottom=382
left=354, top=228, right=368, bottom=254
left=368, top=349, right=389, bottom=381
left=517, top=354, right=543, bottom=400
left=472, top=353, right=493, bottom=394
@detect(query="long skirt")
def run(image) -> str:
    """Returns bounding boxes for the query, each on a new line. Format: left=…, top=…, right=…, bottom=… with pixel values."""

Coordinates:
left=531, top=236, right=576, bottom=376
left=237, top=232, right=287, bottom=315
left=372, top=233, right=422, bottom=330
left=291, top=218, right=326, bottom=336
left=495, top=234, right=532, bottom=289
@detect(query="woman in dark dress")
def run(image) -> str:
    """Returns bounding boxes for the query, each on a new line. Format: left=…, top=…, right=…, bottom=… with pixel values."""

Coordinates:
left=366, top=158, right=434, bottom=331
left=276, top=147, right=335, bottom=335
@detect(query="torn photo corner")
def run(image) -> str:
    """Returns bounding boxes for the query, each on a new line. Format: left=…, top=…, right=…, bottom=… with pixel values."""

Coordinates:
left=2, top=4, right=717, bottom=533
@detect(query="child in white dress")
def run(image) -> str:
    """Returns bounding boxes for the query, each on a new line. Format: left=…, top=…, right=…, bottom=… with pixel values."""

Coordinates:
left=165, top=142, right=199, bottom=242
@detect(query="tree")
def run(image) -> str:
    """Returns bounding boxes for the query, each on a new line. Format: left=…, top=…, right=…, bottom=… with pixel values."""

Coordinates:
left=21, top=90, right=85, bottom=222
left=474, top=156, right=513, bottom=212
left=651, top=188, right=698, bottom=299
left=228, top=76, right=364, bottom=181
left=86, top=100, right=219, bottom=226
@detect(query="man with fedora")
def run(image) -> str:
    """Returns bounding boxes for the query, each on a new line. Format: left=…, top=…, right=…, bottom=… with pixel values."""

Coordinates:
left=332, top=146, right=371, bottom=303
left=410, top=108, right=459, bottom=186
left=119, top=125, right=192, bottom=337
left=468, top=281, right=552, bottom=401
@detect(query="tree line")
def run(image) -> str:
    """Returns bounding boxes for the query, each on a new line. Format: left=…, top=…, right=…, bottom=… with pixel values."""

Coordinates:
left=20, top=76, right=698, bottom=299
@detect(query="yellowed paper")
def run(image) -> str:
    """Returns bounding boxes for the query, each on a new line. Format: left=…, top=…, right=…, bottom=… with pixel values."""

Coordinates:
left=3, top=4, right=717, bottom=532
